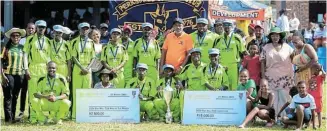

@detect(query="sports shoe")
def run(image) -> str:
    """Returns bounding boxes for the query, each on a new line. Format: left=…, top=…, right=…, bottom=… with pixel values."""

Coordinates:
left=17, top=112, right=24, bottom=119
left=56, top=119, right=63, bottom=125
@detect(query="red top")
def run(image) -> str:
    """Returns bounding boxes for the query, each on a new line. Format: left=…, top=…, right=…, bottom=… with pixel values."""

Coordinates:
left=308, top=74, right=325, bottom=98
left=242, top=55, right=261, bottom=86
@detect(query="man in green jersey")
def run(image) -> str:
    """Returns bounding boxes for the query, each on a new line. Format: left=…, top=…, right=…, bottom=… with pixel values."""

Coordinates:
left=203, top=48, right=229, bottom=90
left=153, top=64, right=181, bottom=122
left=70, top=22, right=95, bottom=119
left=213, top=19, right=248, bottom=91
left=125, top=63, right=158, bottom=120
left=50, top=25, right=72, bottom=82
left=121, top=25, right=134, bottom=83
left=133, top=23, right=161, bottom=83
left=23, top=20, right=51, bottom=123
left=190, top=18, right=219, bottom=63
left=101, top=28, right=128, bottom=88
left=31, top=61, right=70, bottom=125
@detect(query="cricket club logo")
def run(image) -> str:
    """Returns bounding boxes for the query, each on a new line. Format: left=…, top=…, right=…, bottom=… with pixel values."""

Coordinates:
left=239, top=93, right=243, bottom=100
left=132, top=91, right=136, bottom=99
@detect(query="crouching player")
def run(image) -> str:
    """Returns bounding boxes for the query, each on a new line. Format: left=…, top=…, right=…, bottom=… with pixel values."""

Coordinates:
left=125, top=63, right=158, bottom=121
left=154, top=64, right=181, bottom=122
left=31, top=61, right=71, bottom=125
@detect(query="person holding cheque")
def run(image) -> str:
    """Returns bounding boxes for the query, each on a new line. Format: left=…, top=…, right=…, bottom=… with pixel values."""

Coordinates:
left=125, top=63, right=158, bottom=121
left=154, top=64, right=181, bottom=122
left=30, top=61, right=70, bottom=125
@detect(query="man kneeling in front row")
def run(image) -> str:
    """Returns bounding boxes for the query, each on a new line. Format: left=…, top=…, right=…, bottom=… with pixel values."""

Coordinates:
left=31, top=61, right=71, bottom=125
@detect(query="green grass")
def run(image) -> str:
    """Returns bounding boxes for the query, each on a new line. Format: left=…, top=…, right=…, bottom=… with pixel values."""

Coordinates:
left=0, top=87, right=326, bottom=131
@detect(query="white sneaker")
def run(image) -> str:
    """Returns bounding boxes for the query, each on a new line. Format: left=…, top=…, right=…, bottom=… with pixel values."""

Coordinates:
left=56, top=119, right=63, bottom=125
left=17, top=112, right=24, bottom=119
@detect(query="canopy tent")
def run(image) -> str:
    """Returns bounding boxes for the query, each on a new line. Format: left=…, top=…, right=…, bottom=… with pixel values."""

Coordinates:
left=209, top=0, right=271, bottom=20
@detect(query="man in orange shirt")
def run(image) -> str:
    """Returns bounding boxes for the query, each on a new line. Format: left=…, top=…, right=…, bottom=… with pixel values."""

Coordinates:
left=160, top=18, right=194, bottom=75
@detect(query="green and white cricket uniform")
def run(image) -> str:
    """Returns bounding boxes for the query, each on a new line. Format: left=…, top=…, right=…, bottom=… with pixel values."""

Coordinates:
left=23, top=34, right=51, bottom=122
left=203, top=64, right=230, bottom=90
left=120, top=38, right=135, bottom=83
left=153, top=77, right=180, bottom=121
left=101, top=43, right=128, bottom=88
left=30, top=75, right=70, bottom=122
left=125, top=77, right=158, bottom=120
left=133, top=38, right=161, bottom=82
left=50, top=39, right=71, bottom=77
left=70, top=36, right=95, bottom=119
left=190, top=31, right=219, bottom=63
left=213, top=33, right=246, bottom=90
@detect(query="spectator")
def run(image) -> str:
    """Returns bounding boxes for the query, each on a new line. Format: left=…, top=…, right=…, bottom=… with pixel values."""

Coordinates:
left=88, top=29, right=103, bottom=86
left=19, top=23, right=36, bottom=45
left=277, top=86, right=298, bottom=127
left=276, top=9, right=290, bottom=35
left=253, top=24, right=269, bottom=50
left=99, top=23, right=110, bottom=44
left=242, top=41, right=261, bottom=91
left=160, top=18, right=193, bottom=75
left=237, top=69, right=257, bottom=114
left=308, top=63, right=325, bottom=128
left=245, top=23, right=256, bottom=47
left=93, top=69, right=116, bottom=89
left=289, top=12, right=300, bottom=33
left=291, top=31, right=318, bottom=87
left=260, top=27, right=294, bottom=119
left=313, top=23, right=327, bottom=50
left=281, top=81, right=317, bottom=130
left=1, top=28, right=27, bottom=123
left=239, top=79, right=275, bottom=128
left=301, top=22, right=315, bottom=45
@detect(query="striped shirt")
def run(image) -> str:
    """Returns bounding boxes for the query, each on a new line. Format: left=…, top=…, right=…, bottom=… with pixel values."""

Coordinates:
left=1, top=43, right=25, bottom=75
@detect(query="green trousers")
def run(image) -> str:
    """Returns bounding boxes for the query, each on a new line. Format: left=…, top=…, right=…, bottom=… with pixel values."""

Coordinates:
left=226, top=63, right=238, bottom=91
left=140, top=100, right=159, bottom=120
left=147, top=66, right=159, bottom=84
left=72, top=65, right=92, bottom=119
left=30, top=98, right=71, bottom=122
left=123, top=68, right=133, bottom=84
left=112, top=71, right=125, bottom=88
left=153, top=98, right=180, bottom=121
left=28, top=63, right=47, bottom=122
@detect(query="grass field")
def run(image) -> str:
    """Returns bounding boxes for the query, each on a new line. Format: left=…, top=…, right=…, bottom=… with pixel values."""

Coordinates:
left=0, top=87, right=326, bottom=131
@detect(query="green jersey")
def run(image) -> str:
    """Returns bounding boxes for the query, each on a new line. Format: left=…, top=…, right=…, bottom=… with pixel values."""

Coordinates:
left=133, top=38, right=161, bottom=67
left=120, top=38, right=135, bottom=72
left=23, top=34, right=51, bottom=64
left=36, top=74, right=69, bottom=96
left=237, top=79, right=257, bottom=98
left=70, top=36, right=95, bottom=66
left=177, top=62, right=207, bottom=91
left=1, top=44, right=24, bottom=75
left=203, top=64, right=229, bottom=90
left=50, top=39, right=71, bottom=64
left=125, top=77, right=157, bottom=97
left=190, top=30, right=219, bottom=63
left=100, top=43, right=128, bottom=71
left=213, top=33, right=246, bottom=65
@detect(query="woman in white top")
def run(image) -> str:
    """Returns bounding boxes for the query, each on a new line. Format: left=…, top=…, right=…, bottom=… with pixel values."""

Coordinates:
left=94, top=69, right=116, bottom=88
left=89, top=29, right=104, bottom=86
left=313, top=23, right=327, bottom=50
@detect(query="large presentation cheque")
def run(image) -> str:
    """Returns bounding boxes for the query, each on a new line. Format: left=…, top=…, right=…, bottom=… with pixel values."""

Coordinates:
left=76, top=89, right=140, bottom=123
left=182, top=91, right=246, bottom=125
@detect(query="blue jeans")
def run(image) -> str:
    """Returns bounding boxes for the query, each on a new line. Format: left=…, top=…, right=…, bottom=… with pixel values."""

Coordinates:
left=289, top=108, right=312, bottom=123
left=305, top=38, right=313, bottom=45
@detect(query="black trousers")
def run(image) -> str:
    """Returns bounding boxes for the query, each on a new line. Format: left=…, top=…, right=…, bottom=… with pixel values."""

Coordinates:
left=2, top=74, right=25, bottom=121
left=19, top=78, right=28, bottom=112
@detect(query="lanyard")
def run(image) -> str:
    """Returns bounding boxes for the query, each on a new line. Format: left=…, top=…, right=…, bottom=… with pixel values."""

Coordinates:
left=197, top=32, right=206, bottom=46
left=165, top=77, right=173, bottom=87
left=37, top=36, right=45, bottom=50
left=209, top=65, right=218, bottom=78
left=139, top=79, right=147, bottom=94
left=109, top=46, right=119, bottom=60
left=142, top=39, right=149, bottom=52
left=224, top=33, right=234, bottom=49
left=80, top=37, right=88, bottom=53
left=123, top=40, right=130, bottom=50
left=53, top=39, right=63, bottom=55
left=47, top=76, right=56, bottom=92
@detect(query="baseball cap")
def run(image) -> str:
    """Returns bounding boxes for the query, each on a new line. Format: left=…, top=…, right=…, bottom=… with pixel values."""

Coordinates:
left=208, top=48, right=220, bottom=55
left=189, top=48, right=201, bottom=54
left=173, top=18, right=184, bottom=25
left=214, top=19, right=223, bottom=25
left=196, top=18, right=208, bottom=25
left=100, top=23, right=108, bottom=29
left=53, top=25, right=63, bottom=32
left=136, top=63, right=148, bottom=70
left=255, top=24, right=264, bottom=29
left=141, top=22, right=153, bottom=29
left=163, top=64, right=175, bottom=71
left=123, top=25, right=133, bottom=35
left=248, top=23, right=256, bottom=30
left=78, top=22, right=90, bottom=30
left=110, top=28, right=122, bottom=35
left=35, top=20, right=47, bottom=27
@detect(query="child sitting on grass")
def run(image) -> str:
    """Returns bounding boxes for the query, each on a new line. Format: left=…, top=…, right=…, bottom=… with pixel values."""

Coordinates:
left=237, top=69, right=257, bottom=114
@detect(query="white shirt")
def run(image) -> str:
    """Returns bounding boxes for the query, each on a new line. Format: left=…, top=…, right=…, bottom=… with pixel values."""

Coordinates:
left=289, top=17, right=300, bottom=31
left=314, top=28, right=327, bottom=38
left=276, top=14, right=290, bottom=32
left=303, top=29, right=313, bottom=39
left=290, top=94, right=316, bottom=110
left=94, top=82, right=115, bottom=89
left=19, top=37, right=27, bottom=45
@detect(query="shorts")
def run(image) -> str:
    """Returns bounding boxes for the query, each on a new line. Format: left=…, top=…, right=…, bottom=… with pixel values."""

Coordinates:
left=289, top=108, right=312, bottom=123
left=304, top=38, right=313, bottom=45
left=314, top=38, right=327, bottom=45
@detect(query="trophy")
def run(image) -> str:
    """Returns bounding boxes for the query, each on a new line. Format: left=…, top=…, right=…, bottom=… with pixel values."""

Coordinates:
left=87, top=58, right=103, bottom=72
left=163, top=84, right=173, bottom=124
